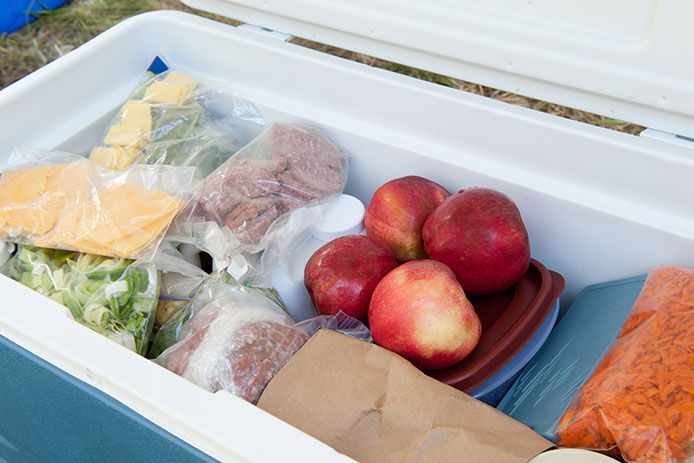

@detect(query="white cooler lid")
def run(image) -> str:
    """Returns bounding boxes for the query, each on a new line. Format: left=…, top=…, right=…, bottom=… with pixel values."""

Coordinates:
left=183, top=0, right=694, bottom=139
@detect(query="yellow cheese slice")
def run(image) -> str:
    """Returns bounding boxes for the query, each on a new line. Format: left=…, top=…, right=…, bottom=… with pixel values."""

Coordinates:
left=120, top=100, right=152, bottom=133
left=89, top=147, right=119, bottom=170
left=2, top=208, right=55, bottom=238
left=144, top=82, right=188, bottom=104
left=90, top=146, right=141, bottom=171
left=52, top=182, right=182, bottom=257
left=104, top=124, right=150, bottom=147
left=83, top=213, right=177, bottom=257
left=163, top=72, right=197, bottom=95
left=0, top=162, right=94, bottom=239
left=0, top=164, right=55, bottom=204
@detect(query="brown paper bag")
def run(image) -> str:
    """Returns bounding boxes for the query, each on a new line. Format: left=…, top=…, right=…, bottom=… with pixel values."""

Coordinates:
left=258, top=329, right=553, bottom=463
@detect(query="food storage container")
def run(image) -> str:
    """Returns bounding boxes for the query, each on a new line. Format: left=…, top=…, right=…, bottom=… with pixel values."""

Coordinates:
left=497, top=274, right=648, bottom=439
left=468, top=299, right=560, bottom=406
left=431, top=259, right=564, bottom=404
left=0, top=0, right=692, bottom=461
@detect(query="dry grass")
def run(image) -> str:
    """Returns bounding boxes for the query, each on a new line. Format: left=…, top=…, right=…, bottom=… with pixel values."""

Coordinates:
left=0, top=0, right=644, bottom=135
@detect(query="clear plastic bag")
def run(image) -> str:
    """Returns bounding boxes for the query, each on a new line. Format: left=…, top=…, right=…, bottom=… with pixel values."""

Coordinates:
left=154, top=276, right=369, bottom=404
left=0, top=242, right=13, bottom=268
left=89, top=70, right=265, bottom=176
left=555, top=266, right=694, bottom=463
left=0, top=148, right=199, bottom=259
left=1, top=245, right=159, bottom=355
left=149, top=271, right=286, bottom=359
left=150, top=241, right=208, bottom=328
left=170, top=122, right=349, bottom=282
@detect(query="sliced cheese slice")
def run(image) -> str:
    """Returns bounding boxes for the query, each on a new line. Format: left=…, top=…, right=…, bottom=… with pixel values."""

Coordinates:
left=104, top=124, right=150, bottom=148
left=90, top=146, right=141, bottom=171
left=52, top=183, right=182, bottom=257
left=0, top=161, right=94, bottom=239
left=163, top=72, right=197, bottom=95
left=145, top=82, right=189, bottom=105
left=120, top=100, right=152, bottom=133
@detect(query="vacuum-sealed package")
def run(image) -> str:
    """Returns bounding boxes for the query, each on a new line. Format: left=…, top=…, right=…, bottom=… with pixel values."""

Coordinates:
left=171, top=122, right=349, bottom=281
left=0, top=148, right=199, bottom=259
left=555, top=266, right=694, bottom=463
left=154, top=276, right=368, bottom=404
left=2, top=245, right=159, bottom=355
left=89, top=70, right=265, bottom=176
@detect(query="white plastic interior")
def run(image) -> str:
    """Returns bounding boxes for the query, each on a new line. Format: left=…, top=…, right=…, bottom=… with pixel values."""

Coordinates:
left=182, top=0, right=694, bottom=139
left=0, top=10, right=692, bottom=462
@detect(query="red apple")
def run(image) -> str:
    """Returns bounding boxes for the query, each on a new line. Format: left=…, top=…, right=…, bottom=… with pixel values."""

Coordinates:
left=369, top=260, right=481, bottom=370
left=304, top=235, right=398, bottom=323
left=422, top=188, right=530, bottom=295
left=364, top=176, right=450, bottom=263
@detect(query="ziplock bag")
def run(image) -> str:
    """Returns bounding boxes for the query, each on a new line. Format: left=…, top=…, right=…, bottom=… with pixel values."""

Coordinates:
left=89, top=70, right=265, bottom=176
left=170, top=122, right=349, bottom=282
left=149, top=271, right=285, bottom=359
left=2, top=245, right=159, bottom=355
left=555, top=266, right=694, bottom=463
left=154, top=276, right=369, bottom=404
left=0, top=148, right=199, bottom=259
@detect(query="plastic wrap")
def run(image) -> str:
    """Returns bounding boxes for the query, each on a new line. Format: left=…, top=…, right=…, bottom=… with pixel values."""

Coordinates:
left=555, top=266, right=694, bottom=463
left=171, top=122, right=349, bottom=282
left=0, top=148, right=199, bottom=259
left=154, top=277, right=369, bottom=404
left=90, top=70, right=265, bottom=176
left=149, top=272, right=286, bottom=359
left=2, top=245, right=159, bottom=355
left=0, top=242, right=13, bottom=268
left=150, top=241, right=208, bottom=328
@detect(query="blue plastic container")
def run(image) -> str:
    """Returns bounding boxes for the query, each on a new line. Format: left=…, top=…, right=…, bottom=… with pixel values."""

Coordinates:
left=497, top=274, right=647, bottom=439
left=0, top=0, right=68, bottom=34
left=470, top=298, right=560, bottom=407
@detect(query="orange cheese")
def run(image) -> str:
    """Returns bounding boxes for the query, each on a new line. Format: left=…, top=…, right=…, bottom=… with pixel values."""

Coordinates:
left=0, top=160, right=182, bottom=258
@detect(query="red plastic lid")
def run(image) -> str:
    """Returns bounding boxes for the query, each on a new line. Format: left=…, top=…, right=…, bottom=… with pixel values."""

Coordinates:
left=427, top=259, right=565, bottom=392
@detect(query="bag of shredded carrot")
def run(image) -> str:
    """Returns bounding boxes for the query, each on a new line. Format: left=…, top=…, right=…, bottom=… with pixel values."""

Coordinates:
left=555, top=266, right=694, bottom=463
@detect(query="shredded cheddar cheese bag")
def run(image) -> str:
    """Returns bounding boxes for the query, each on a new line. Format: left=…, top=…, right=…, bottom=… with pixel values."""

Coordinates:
left=556, top=266, right=694, bottom=463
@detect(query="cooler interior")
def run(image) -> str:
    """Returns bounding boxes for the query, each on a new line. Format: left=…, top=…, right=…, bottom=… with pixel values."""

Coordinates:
left=0, top=10, right=691, bottom=462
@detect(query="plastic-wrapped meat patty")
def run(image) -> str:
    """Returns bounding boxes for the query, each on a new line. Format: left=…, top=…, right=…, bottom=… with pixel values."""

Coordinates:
left=191, top=122, right=348, bottom=246
left=155, top=287, right=308, bottom=404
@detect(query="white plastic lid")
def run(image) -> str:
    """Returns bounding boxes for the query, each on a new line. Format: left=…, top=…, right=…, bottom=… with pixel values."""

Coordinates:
left=312, top=194, right=365, bottom=242
left=183, top=0, right=694, bottom=138
left=529, top=449, right=619, bottom=463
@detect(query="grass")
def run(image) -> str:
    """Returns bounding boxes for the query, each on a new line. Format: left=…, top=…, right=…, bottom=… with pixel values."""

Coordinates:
left=0, top=0, right=644, bottom=135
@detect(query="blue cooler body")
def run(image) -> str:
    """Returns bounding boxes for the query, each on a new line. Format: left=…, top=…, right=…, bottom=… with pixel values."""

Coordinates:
left=0, top=334, right=213, bottom=463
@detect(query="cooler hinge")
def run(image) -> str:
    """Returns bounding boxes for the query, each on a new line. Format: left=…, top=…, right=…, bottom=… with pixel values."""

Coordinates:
left=639, top=128, right=694, bottom=149
left=236, top=23, right=293, bottom=42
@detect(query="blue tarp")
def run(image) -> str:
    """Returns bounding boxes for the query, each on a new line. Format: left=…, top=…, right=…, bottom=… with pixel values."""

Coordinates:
left=1, top=0, right=69, bottom=34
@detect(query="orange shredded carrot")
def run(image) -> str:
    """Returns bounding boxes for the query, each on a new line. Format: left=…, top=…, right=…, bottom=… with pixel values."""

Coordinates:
left=556, top=266, right=694, bottom=463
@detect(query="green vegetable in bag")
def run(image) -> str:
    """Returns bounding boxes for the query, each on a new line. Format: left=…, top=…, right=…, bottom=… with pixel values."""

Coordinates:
left=2, top=245, right=159, bottom=355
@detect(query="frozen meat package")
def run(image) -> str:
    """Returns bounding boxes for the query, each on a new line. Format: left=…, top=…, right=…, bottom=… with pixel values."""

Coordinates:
left=170, top=122, right=349, bottom=281
left=90, top=69, right=266, bottom=176
left=154, top=274, right=369, bottom=404
left=0, top=148, right=199, bottom=260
